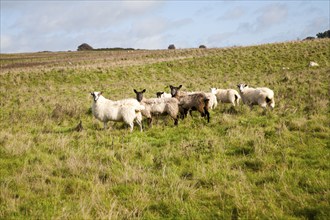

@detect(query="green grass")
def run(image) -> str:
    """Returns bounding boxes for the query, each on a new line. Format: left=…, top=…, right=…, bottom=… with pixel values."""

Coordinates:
left=1, top=39, right=329, bottom=219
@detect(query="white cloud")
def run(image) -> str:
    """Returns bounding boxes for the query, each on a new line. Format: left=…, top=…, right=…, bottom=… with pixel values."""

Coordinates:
left=1, top=1, right=164, bottom=52
left=300, top=16, right=329, bottom=38
left=129, top=17, right=192, bottom=38
left=255, top=3, right=288, bottom=31
left=219, top=6, right=245, bottom=20
left=1, top=1, right=329, bottom=53
left=207, top=32, right=235, bottom=47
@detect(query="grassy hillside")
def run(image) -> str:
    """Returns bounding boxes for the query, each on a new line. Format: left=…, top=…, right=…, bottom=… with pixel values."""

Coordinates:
left=0, top=39, right=329, bottom=219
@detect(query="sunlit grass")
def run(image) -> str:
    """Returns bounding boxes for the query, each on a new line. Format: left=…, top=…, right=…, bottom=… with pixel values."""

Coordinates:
left=0, top=39, right=329, bottom=219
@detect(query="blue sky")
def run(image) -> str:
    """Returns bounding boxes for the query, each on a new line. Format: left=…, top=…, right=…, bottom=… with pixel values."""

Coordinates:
left=1, top=0, right=329, bottom=53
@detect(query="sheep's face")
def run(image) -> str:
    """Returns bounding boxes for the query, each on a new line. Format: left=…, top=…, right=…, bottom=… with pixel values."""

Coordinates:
left=91, top=91, right=102, bottom=102
left=237, top=84, right=248, bottom=92
left=134, top=89, right=146, bottom=102
left=170, top=85, right=182, bottom=97
left=156, top=92, right=164, bottom=98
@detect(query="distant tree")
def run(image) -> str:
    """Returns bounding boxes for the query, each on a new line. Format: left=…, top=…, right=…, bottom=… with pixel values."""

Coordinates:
left=168, top=44, right=176, bottom=50
left=303, top=36, right=315, bottom=41
left=77, top=43, right=94, bottom=51
left=316, top=30, right=330, bottom=38
left=199, top=45, right=207, bottom=49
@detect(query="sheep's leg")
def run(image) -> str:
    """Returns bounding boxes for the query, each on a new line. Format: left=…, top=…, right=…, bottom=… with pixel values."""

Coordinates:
left=136, top=119, right=143, bottom=132
left=269, top=99, right=275, bottom=109
left=135, top=112, right=143, bottom=132
left=103, top=122, right=108, bottom=130
left=196, top=105, right=205, bottom=117
left=203, top=107, right=210, bottom=123
left=236, top=97, right=240, bottom=106
left=189, top=109, right=194, bottom=118
left=128, top=122, right=134, bottom=132
left=174, top=118, right=178, bottom=126
left=183, top=109, right=189, bottom=119
left=147, top=117, right=153, bottom=127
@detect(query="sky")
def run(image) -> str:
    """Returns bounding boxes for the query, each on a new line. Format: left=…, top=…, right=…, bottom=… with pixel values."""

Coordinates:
left=1, top=0, right=329, bottom=53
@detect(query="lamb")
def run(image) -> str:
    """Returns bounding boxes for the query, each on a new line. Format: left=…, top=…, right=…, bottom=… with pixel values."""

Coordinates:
left=134, top=89, right=179, bottom=126
left=211, top=87, right=241, bottom=107
left=91, top=91, right=144, bottom=132
left=194, top=91, right=217, bottom=110
left=169, top=85, right=210, bottom=123
left=237, top=84, right=275, bottom=109
left=156, top=91, right=172, bottom=98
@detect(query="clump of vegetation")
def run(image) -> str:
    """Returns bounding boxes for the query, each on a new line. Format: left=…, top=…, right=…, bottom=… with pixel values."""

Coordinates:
left=304, top=29, right=329, bottom=40
left=168, top=44, right=176, bottom=49
left=0, top=39, right=329, bottom=219
left=77, top=43, right=94, bottom=51
left=316, top=30, right=330, bottom=38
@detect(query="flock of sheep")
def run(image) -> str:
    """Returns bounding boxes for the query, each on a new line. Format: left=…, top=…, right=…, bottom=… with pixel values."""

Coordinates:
left=91, top=84, right=275, bottom=132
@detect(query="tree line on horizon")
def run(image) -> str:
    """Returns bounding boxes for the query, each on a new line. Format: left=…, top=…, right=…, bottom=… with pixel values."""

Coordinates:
left=77, top=30, right=329, bottom=51
left=304, top=30, right=330, bottom=41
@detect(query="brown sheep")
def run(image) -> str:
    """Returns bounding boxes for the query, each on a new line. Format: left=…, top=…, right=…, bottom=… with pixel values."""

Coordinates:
left=169, top=85, right=210, bottom=123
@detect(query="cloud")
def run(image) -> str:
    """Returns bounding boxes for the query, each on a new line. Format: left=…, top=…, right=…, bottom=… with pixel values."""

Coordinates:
left=255, top=3, right=288, bottom=31
left=207, top=32, right=235, bottom=47
left=233, top=3, right=289, bottom=34
left=1, top=1, right=164, bottom=52
left=300, top=16, right=329, bottom=38
left=218, top=6, right=245, bottom=20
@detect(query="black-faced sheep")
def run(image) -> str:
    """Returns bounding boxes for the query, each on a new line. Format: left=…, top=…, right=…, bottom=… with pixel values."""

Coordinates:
left=169, top=85, right=210, bottom=123
left=134, top=89, right=179, bottom=126
left=156, top=91, right=172, bottom=98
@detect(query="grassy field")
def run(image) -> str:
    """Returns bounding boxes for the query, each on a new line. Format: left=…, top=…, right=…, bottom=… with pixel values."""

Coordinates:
left=0, top=39, right=329, bottom=219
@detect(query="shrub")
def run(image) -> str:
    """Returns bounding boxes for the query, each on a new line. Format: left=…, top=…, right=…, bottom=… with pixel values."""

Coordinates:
left=77, top=43, right=94, bottom=51
left=168, top=44, right=176, bottom=50
left=316, top=30, right=330, bottom=39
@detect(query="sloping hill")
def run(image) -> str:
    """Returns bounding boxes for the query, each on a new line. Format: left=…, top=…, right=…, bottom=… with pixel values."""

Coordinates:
left=0, top=39, right=329, bottom=219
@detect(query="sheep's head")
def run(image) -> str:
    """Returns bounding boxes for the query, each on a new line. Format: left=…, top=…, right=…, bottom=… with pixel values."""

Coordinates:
left=134, top=89, right=146, bottom=102
left=211, top=88, right=218, bottom=95
left=91, top=91, right=102, bottom=102
left=156, top=92, right=164, bottom=98
left=169, top=85, right=182, bottom=97
left=237, top=84, right=248, bottom=92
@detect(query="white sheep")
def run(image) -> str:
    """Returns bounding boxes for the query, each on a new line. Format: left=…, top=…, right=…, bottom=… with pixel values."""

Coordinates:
left=237, top=84, right=275, bottom=109
left=203, top=92, right=218, bottom=109
left=211, top=88, right=241, bottom=107
left=91, top=91, right=145, bottom=132
left=156, top=91, right=172, bottom=98
left=134, top=89, right=179, bottom=126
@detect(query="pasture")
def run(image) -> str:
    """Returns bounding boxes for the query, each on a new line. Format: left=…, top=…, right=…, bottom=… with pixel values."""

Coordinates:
left=0, top=39, right=329, bottom=219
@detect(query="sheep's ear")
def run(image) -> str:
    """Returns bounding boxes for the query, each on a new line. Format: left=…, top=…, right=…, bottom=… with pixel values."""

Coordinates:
left=169, top=85, right=173, bottom=89
left=90, top=92, right=94, bottom=96
left=134, top=89, right=137, bottom=93
left=179, top=85, right=182, bottom=89
left=142, top=89, right=146, bottom=93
